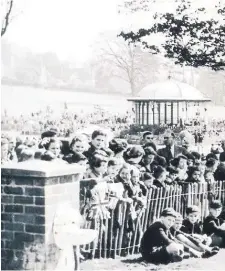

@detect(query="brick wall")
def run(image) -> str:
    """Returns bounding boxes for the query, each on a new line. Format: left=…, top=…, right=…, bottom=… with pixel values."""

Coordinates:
left=1, top=161, right=83, bottom=270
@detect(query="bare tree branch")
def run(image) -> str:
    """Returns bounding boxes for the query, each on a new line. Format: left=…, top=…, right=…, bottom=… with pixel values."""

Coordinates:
left=1, top=0, right=13, bottom=36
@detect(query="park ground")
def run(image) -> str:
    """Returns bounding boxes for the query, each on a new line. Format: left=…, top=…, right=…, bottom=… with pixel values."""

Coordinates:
left=80, top=250, right=225, bottom=271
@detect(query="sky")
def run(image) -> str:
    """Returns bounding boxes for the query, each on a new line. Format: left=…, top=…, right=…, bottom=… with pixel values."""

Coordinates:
left=3, top=0, right=121, bottom=61
left=2, top=0, right=222, bottom=62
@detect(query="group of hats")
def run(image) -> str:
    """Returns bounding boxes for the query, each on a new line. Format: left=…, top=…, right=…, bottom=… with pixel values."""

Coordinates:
left=161, top=200, right=223, bottom=218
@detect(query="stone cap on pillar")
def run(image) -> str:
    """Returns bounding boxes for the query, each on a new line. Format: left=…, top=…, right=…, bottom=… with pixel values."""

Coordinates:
left=1, top=160, right=85, bottom=178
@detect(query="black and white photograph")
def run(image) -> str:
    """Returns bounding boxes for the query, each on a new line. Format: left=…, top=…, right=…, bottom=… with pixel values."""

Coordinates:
left=1, top=0, right=225, bottom=270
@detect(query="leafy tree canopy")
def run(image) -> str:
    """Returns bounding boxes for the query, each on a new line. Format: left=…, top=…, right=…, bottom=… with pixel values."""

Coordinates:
left=119, top=0, right=225, bottom=71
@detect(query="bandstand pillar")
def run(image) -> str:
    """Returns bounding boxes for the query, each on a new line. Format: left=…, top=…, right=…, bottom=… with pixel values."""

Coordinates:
left=171, top=102, right=174, bottom=125
left=135, top=103, right=139, bottom=124
left=158, top=103, right=161, bottom=125
left=147, top=102, right=149, bottom=125
left=177, top=102, right=180, bottom=125
left=138, top=102, right=141, bottom=125
left=142, top=102, right=145, bottom=125
left=164, top=102, right=167, bottom=124
left=153, top=102, right=155, bottom=125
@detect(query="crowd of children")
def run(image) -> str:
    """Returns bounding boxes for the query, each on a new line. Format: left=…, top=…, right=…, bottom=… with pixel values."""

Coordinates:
left=140, top=200, right=225, bottom=264
left=2, top=127, right=225, bottom=198
left=1, top=126, right=225, bottom=264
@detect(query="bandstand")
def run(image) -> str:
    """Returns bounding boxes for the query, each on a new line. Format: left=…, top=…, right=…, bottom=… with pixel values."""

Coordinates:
left=128, top=79, right=211, bottom=126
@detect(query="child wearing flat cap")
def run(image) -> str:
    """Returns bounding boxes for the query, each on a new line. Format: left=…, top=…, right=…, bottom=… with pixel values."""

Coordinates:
left=140, top=208, right=184, bottom=264
left=203, top=200, right=225, bottom=247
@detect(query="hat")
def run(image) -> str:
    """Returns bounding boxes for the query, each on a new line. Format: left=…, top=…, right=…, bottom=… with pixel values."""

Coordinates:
left=206, top=153, right=218, bottom=161
left=209, top=200, right=222, bottom=209
left=206, top=158, right=217, bottom=168
left=109, top=138, right=128, bottom=154
left=177, top=155, right=188, bottom=160
left=175, top=212, right=183, bottom=221
left=20, top=148, right=35, bottom=161
left=201, top=154, right=206, bottom=161
left=186, top=205, right=200, bottom=215
left=161, top=208, right=177, bottom=218
left=167, top=166, right=179, bottom=174
left=41, top=127, right=58, bottom=139
left=191, top=151, right=201, bottom=160
left=123, top=146, right=144, bottom=160
left=142, top=172, right=153, bottom=181
left=144, top=146, right=157, bottom=156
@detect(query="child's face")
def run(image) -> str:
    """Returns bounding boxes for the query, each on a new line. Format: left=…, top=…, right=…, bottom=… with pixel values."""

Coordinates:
left=199, top=164, right=205, bottom=175
left=78, top=160, right=87, bottom=167
left=210, top=207, right=222, bottom=218
left=96, top=161, right=107, bottom=174
left=205, top=172, right=213, bottom=182
left=1, top=144, right=9, bottom=159
left=170, top=173, right=177, bottom=181
left=160, top=171, right=168, bottom=181
left=92, top=135, right=105, bottom=149
left=144, top=154, right=154, bottom=164
left=178, top=158, right=187, bottom=170
left=48, top=142, right=61, bottom=157
left=192, top=170, right=200, bottom=181
left=108, top=165, right=119, bottom=177
left=119, top=168, right=131, bottom=182
left=161, top=216, right=175, bottom=229
left=172, top=219, right=183, bottom=231
left=188, top=159, right=194, bottom=167
left=131, top=171, right=140, bottom=185
left=72, top=141, right=85, bottom=153
left=187, top=212, right=199, bottom=224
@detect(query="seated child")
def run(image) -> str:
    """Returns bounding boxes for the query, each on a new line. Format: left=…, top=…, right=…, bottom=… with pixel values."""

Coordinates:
left=203, top=200, right=225, bottom=248
left=182, top=205, right=211, bottom=245
left=140, top=208, right=184, bottom=264
left=182, top=206, right=203, bottom=235
left=170, top=213, right=219, bottom=258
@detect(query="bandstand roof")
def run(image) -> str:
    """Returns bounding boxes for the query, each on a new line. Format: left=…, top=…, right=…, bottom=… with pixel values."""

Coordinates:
left=128, top=79, right=211, bottom=102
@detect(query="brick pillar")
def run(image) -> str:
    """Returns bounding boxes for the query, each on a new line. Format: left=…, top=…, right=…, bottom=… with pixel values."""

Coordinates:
left=1, top=160, right=85, bottom=270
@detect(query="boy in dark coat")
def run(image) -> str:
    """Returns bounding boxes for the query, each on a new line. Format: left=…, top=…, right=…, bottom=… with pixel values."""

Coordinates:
left=140, top=208, right=184, bottom=264
left=203, top=200, right=225, bottom=248
left=182, top=205, right=203, bottom=235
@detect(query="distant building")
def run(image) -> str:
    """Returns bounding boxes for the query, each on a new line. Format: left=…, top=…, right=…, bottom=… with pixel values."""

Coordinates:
left=128, top=79, right=211, bottom=126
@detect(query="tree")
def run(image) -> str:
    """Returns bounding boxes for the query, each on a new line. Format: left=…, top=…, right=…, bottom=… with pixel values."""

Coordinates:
left=1, top=0, right=13, bottom=36
left=119, top=0, right=225, bottom=71
left=93, top=37, right=159, bottom=95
